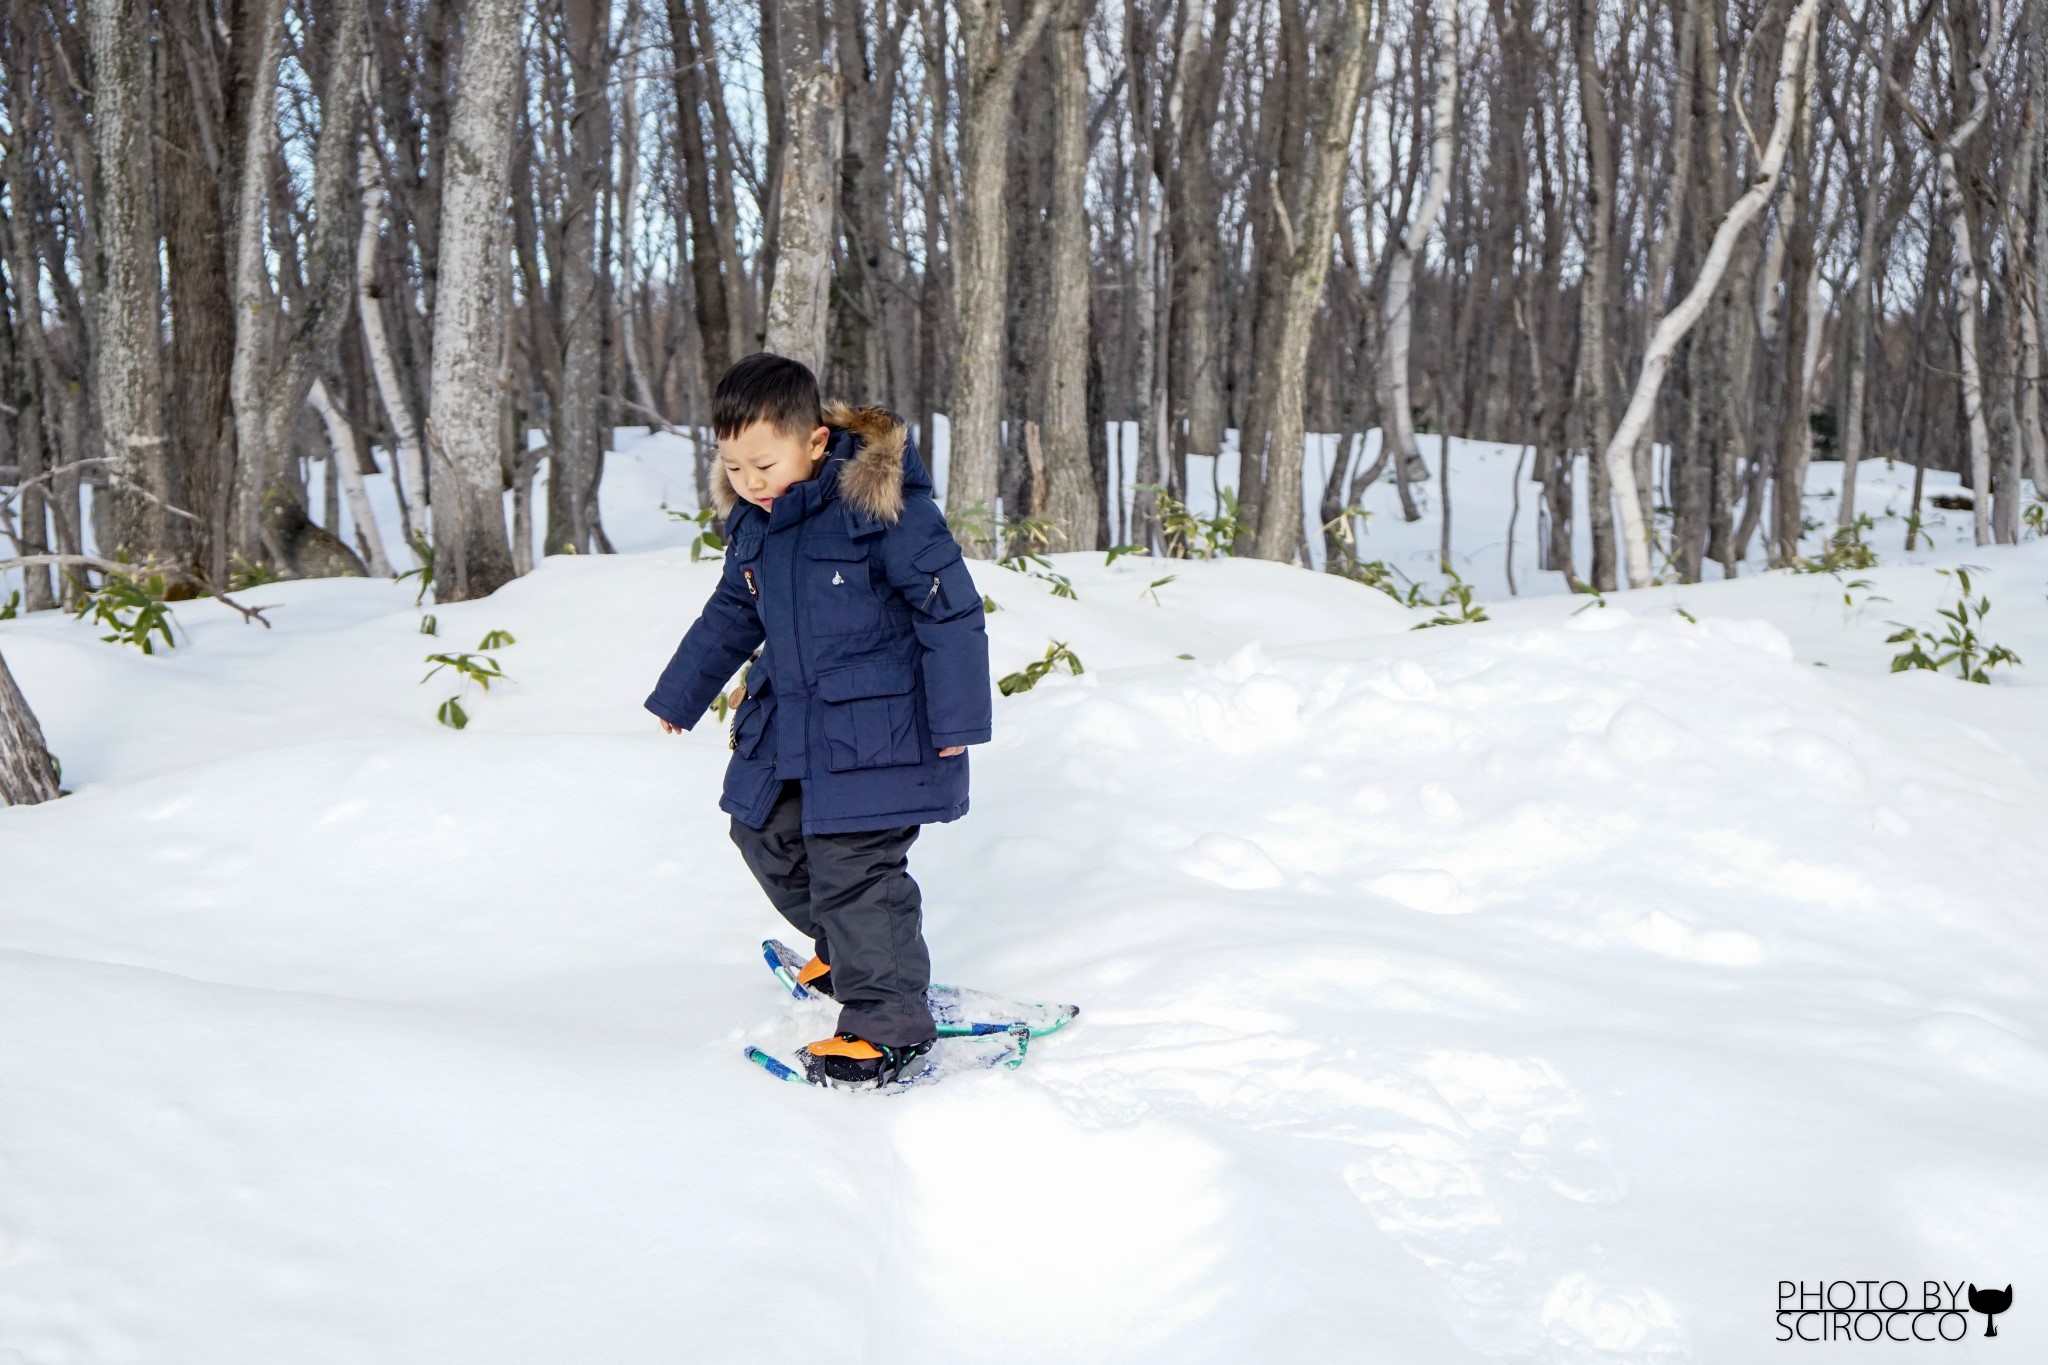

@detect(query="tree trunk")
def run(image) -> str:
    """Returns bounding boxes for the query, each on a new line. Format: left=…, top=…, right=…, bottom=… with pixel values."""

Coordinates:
left=308, top=377, right=394, bottom=575
left=0, top=646, right=60, bottom=806
left=1770, top=28, right=1818, bottom=568
left=357, top=135, right=429, bottom=560
left=947, top=0, right=1057, bottom=554
left=1042, top=0, right=1099, bottom=553
left=761, top=1, right=843, bottom=378
left=425, top=0, right=524, bottom=600
left=1601, top=0, right=1820, bottom=586
left=1379, top=0, right=1458, bottom=514
left=547, top=0, right=612, bottom=557
left=1248, top=0, right=1381, bottom=562
left=85, top=0, right=173, bottom=565
left=1571, top=0, right=1618, bottom=590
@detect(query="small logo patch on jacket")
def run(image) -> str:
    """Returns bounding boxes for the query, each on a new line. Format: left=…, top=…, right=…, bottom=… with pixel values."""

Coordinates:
left=832, top=570, right=844, bottom=585
left=743, top=568, right=758, bottom=598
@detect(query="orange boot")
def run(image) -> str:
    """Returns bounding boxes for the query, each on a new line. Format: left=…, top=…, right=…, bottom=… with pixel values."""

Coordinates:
left=795, top=955, right=836, bottom=1001
left=798, top=1033, right=933, bottom=1087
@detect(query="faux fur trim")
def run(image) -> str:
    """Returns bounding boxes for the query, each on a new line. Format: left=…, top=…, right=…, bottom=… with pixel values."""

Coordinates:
left=710, top=401, right=910, bottom=523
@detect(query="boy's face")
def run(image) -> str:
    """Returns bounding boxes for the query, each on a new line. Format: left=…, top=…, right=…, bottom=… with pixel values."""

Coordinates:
left=721, top=420, right=830, bottom=511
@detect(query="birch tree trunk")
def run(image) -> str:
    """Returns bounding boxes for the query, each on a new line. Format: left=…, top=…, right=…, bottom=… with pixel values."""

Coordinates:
left=1379, top=0, right=1458, bottom=508
left=308, top=377, right=394, bottom=574
left=1600, top=0, right=1821, bottom=587
left=948, top=0, right=1058, bottom=555
left=226, top=0, right=287, bottom=562
left=85, top=0, right=172, bottom=564
left=425, top=0, right=524, bottom=601
left=761, top=0, right=842, bottom=376
left=357, top=136, right=429, bottom=560
left=1248, top=0, right=1381, bottom=562
left=0, top=647, right=61, bottom=806
left=1041, top=0, right=1099, bottom=552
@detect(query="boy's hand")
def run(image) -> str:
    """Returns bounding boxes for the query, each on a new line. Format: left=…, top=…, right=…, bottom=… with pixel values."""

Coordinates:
left=658, top=718, right=683, bottom=735
left=938, top=745, right=965, bottom=758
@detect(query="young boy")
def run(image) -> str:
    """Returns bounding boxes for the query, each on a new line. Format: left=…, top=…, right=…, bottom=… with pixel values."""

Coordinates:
left=645, top=353, right=991, bottom=1087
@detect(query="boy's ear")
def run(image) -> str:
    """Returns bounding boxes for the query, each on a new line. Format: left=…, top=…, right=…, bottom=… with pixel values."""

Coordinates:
left=809, top=424, right=829, bottom=459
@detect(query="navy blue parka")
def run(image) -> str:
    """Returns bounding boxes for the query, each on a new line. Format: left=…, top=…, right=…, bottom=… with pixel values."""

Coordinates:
left=644, top=404, right=992, bottom=834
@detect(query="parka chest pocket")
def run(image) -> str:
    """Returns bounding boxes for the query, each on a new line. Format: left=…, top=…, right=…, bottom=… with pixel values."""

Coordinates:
left=815, top=660, right=923, bottom=771
left=801, top=534, right=883, bottom=634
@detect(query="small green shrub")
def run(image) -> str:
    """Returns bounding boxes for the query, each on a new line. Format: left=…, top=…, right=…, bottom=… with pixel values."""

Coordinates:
left=1795, top=514, right=1879, bottom=573
left=423, top=629, right=516, bottom=728
left=1886, top=568, right=2021, bottom=684
left=72, top=565, right=178, bottom=654
left=998, top=640, right=1084, bottom=695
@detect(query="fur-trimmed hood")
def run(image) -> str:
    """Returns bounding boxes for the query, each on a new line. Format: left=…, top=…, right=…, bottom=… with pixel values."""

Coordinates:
left=710, top=401, right=915, bottom=523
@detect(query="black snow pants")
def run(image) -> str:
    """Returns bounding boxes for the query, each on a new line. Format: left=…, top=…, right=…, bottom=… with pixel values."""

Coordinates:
left=729, top=778, right=937, bottom=1047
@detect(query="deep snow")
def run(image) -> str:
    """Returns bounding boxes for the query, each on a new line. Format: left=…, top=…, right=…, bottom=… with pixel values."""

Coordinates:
left=3, top=429, right=2046, bottom=1361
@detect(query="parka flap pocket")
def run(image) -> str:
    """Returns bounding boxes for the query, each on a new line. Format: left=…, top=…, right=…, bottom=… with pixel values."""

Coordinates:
left=911, top=537, right=964, bottom=572
left=816, top=660, right=917, bottom=702
left=729, top=529, right=764, bottom=561
left=802, top=536, right=868, bottom=560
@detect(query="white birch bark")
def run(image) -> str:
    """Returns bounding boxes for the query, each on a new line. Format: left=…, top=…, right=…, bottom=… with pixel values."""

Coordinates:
left=307, top=379, right=394, bottom=576
left=1600, top=0, right=1822, bottom=587
left=1380, top=0, right=1458, bottom=495
left=356, top=136, right=429, bottom=560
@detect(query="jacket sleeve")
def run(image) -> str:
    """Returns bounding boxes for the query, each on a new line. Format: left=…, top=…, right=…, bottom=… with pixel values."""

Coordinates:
left=644, top=552, right=766, bottom=730
left=878, top=494, right=993, bottom=747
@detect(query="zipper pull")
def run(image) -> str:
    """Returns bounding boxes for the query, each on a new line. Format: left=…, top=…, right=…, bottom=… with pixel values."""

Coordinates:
left=921, top=575, right=941, bottom=611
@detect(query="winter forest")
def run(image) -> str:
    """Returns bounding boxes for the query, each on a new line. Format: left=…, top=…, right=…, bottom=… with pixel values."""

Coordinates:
left=3, top=0, right=2045, bottom=612
left=4, top=0, right=2048, bottom=1357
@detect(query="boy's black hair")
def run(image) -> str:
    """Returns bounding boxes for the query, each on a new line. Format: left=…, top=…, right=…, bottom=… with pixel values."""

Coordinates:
left=713, top=353, right=824, bottom=441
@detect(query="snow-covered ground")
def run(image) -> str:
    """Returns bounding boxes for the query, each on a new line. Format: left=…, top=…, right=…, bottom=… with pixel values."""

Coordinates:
left=4, top=428, right=2046, bottom=1361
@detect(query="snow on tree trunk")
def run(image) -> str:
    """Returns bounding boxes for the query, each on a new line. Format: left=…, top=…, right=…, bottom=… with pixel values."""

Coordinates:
left=1247, top=0, right=1381, bottom=563
left=1601, top=0, right=1822, bottom=588
left=425, top=0, right=524, bottom=601
left=947, top=0, right=1058, bottom=557
left=85, top=0, right=172, bottom=566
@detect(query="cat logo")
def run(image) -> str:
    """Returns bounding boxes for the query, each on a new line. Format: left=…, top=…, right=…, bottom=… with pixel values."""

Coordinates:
left=831, top=570, right=844, bottom=585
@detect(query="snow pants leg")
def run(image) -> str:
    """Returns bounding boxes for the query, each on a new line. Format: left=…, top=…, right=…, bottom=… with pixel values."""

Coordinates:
left=729, top=778, right=937, bottom=1047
